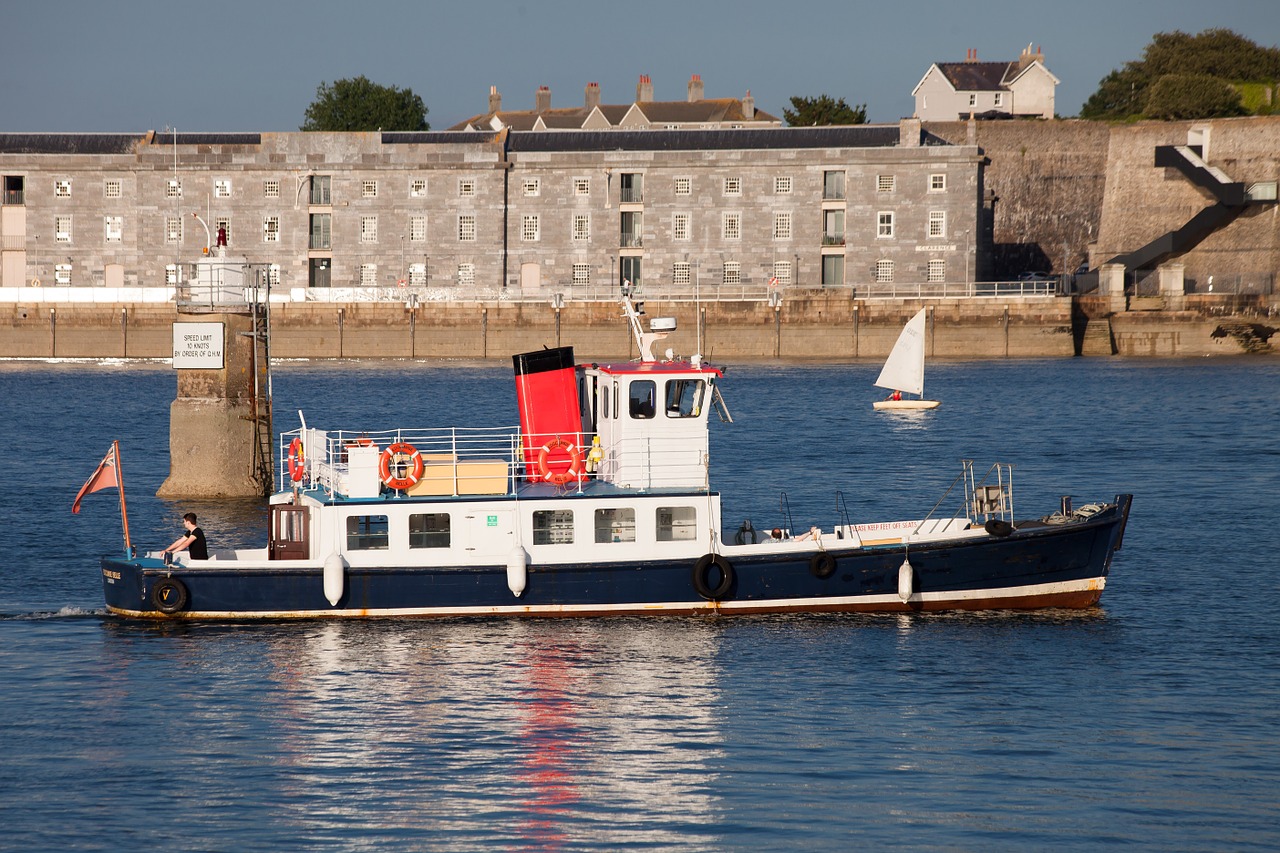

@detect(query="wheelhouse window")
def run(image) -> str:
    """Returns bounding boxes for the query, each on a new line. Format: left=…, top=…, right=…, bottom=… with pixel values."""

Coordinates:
left=347, top=515, right=389, bottom=550
left=409, top=513, right=450, bottom=549
left=533, top=509, right=574, bottom=545
left=629, top=380, right=656, bottom=419
left=657, top=506, right=697, bottom=542
left=594, top=508, right=636, bottom=543
left=665, top=379, right=705, bottom=418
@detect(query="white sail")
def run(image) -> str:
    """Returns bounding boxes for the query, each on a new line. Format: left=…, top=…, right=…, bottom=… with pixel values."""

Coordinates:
left=873, top=309, right=927, bottom=396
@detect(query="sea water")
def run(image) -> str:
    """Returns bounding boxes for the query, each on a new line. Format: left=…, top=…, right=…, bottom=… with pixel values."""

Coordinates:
left=1, top=357, right=1278, bottom=851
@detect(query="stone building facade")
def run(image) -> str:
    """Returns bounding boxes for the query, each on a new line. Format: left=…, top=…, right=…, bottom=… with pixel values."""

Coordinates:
left=0, top=122, right=983, bottom=296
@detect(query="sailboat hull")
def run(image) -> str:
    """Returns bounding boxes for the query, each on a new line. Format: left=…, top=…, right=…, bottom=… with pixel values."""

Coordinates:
left=874, top=399, right=940, bottom=410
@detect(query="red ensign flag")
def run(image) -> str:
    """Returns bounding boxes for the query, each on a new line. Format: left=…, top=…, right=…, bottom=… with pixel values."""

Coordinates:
left=72, top=445, right=119, bottom=514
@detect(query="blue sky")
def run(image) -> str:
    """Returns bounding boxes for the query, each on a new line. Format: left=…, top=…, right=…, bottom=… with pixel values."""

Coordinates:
left=3, top=0, right=1277, bottom=131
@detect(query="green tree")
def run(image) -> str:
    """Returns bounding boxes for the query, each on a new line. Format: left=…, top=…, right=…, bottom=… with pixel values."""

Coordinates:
left=301, top=76, right=429, bottom=131
left=1144, top=73, right=1246, bottom=120
left=783, top=95, right=868, bottom=126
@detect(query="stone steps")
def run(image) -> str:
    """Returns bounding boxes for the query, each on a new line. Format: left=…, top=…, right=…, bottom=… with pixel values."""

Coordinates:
left=1080, top=317, right=1115, bottom=356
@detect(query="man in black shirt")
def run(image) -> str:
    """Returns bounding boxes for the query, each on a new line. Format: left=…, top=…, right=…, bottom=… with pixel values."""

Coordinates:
left=162, top=512, right=208, bottom=562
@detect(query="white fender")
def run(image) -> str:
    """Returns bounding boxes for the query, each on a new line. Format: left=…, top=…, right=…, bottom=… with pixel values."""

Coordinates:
left=507, top=546, right=529, bottom=597
left=898, top=557, right=913, bottom=602
left=324, top=552, right=346, bottom=606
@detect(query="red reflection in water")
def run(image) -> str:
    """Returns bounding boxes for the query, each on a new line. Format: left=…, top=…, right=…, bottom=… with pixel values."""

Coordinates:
left=514, top=647, right=580, bottom=852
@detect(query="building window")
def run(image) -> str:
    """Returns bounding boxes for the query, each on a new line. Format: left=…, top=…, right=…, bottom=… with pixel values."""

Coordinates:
left=54, top=179, right=71, bottom=198
left=263, top=216, right=280, bottom=243
left=772, top=260, right=792, bottom=285
left=928, top=210, right=946, bottom=238
left=310, top=175, right=331, bottom=205
left=409, top=263, right=426, bottom=285
left=533, top=509, right=574, bottom=545
left=656, top=506, right=697, bottom=541
left=53, top=216, right=72, bottom=243
left=620, top=211, right=642, bottom=247
left=665, top=379, right=704, bottom=418
left=521, top=214, right=540, bottom=242
left=822, top=255, right=844, bottom=286
left=594, top=508, right=635, bottom=544
left=360, top=263, right=377, bottom=286
left=823, top=209, right=845, bottom=245
left=673, top=212, right=691, bottom=241
left=457, top=263, right=475, bottom=287
left=927, top=259, right=946, bottom=282
left=165, top=216, right=181, bottom=245
left=572, top=214, right=590, bottom=242
left=4, top=175, right=26, bottom=205
left=346, top=515, right=389, bottom=550
left=673, top=262, right=691, bottom=286
left=409, top=513, right=450, bottom=548
left=361, top=216, right=378, bottom=244
left=774, top=176, right=792, bottom=194
left=409, top=178, right=427, bottom=198
left=823, top=170, right=845, bottom=200
left=968, top=93, right=977, bottom=107
left=574, top=177, right=590, bottom=196
left=309, top=213, right=331, bottom=249
left=362, top=180, right=378, bottom=199
left=522, top=177, right=540, bottom=197
left=458, top=214, right=476, bottom=242
left=166, top=179, right=183, bottom=199
left=722, top=261, right=741, bottom=285
left=264, top=179, right=280, bottom=198
left=104, top=179, right=122, bottom=199
left=993, top=93, right=1004, bottom=107
left=55, top=263, right=72, bottom=285
left=929, top=173, right=946, bottom=192
left=723, top=177, right=742, bottom=196
left=104, top=216, right=122, bottom=244
left=674, top=176, right=692, bottom=196
left=877, top=175, right=896, bottom=193
left=214, top=179, right=232, bottom=198
left=459, top=178, right=476, bottom=197
left=572, top=263, right=591, bottom=286
left=215, top=217, right=231, bottom=246
left=722, top=211, right=741, bottom=241
left=266, top=264, right=281, bottom=287
left=409, top=214, right=427, bottom=243
left=875, top=260, right=895, bottom=283
left=629, top=380, right=657, bottom=419
left=620, top=173, right=642, bottom=203
left=877, top=211, right=895, bottom=238
left=773, top=211, right=793, bottom=240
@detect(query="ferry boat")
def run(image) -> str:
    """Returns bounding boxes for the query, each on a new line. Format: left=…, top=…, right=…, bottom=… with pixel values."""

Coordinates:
left=100, top=294, right=1132, bottom=619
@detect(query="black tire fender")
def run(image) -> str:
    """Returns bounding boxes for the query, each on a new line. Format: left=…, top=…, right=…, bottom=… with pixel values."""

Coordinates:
left=152, top=577, right=189, bottom=614
left=985, top=518, right=1015, bottom=538
left=809, top=552, right=837, bottom=579
left=692, top=554, right=734, bottom=600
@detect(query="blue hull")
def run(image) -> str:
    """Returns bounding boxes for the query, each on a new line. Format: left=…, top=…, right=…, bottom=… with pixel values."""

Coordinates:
left=101, top=496, right=1131, bottom=619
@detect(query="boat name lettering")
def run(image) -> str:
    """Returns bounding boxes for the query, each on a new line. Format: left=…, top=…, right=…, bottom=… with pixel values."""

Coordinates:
left=102, top=569, right=121, bottom=580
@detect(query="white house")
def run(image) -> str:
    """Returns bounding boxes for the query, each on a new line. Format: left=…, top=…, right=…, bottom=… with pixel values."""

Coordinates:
left=913, top=45, right=1059, bottom=121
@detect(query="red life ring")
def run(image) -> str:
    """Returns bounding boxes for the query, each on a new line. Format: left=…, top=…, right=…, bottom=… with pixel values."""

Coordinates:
left=536, top=437, right=582, bottom=486
left=379, top=442, right=424, bottom=490
left=287, top=437, right=306, bottom=482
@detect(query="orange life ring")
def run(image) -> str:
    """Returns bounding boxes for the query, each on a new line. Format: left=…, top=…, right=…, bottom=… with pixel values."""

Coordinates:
left=287, top=437, right=306, bottom=482
left=379, top=442, right=424, bottom=490
left=536, top=437, right=582, bottom=486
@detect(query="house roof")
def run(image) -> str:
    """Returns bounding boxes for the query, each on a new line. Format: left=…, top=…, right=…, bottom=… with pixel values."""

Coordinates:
left=450, top=97, right=778, bottom=131
left=936, top=62, right=1018, bottom=92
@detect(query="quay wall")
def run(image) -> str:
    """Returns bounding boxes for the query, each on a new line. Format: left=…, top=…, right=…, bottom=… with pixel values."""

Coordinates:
left=4, top=296, right=1275, bottom=360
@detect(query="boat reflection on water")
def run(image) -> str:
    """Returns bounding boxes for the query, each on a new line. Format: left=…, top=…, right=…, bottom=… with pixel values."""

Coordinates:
left=249, top=619, right=725, bottom=847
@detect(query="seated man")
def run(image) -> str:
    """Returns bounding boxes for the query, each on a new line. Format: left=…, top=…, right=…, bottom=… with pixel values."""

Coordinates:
left=162, top=512, right=208, bottom=562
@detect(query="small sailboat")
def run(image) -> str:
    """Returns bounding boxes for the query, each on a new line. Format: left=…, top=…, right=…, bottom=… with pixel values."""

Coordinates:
left=873, top=308, right=940, bottom=410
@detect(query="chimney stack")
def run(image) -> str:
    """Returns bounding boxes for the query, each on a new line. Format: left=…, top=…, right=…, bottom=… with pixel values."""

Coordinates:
left=584, top=81, right=601, bottom=109
left=636, top=74, right=653, bottom=103
left=687, top=73, right=704, bottom=102
left=535, top=85, right=551, bottom=112
left=488, top=85, right=501, bottom=113
left=742, top=89, right=755, bottom=120
left=965, top=48, right=978, bottom=63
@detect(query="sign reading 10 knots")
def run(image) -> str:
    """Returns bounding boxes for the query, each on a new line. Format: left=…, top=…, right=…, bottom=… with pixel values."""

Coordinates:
left=171, top=322, right=225, bottom=369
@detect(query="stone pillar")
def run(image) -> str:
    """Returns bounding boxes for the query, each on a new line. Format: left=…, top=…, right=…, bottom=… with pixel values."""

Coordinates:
left=158, top=310, right=266, bottom=498
left=1157, top=263, right=1185, bottom=296
left=1098, top=263, right=1128, bottom=313
left=899, top=118, right=922, bottom=147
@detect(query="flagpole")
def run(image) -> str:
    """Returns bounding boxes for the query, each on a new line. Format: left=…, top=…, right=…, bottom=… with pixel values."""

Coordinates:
left=113, top=440, right=133, bottom=556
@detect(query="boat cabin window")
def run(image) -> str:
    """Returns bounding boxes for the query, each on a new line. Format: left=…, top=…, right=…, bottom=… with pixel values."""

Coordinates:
left=656, top=506, right=697, bottom=542
left=601, top=385, right=610, bottom=422
left=347, top=515, right=389, bottom=550
left=533, top=509, right=574, bottom=545
left=594, top=508, right=636, bottom=543
left=629, top=380, right=656, bottom=419
left=665, top=379, right=705, bottom=418
left=409, top=513, right=450, bottom=549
